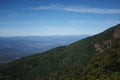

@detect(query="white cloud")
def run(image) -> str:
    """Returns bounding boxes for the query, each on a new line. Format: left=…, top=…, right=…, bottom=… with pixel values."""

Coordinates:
left=0, top=10, right=18, bottom=17
left=32, top=4, right=120, bottom=14
left=32, top=4, right=63, bottom=10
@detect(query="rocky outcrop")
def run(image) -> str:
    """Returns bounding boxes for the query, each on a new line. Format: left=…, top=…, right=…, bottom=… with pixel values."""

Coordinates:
left=94, top=40, right=112, bottom=53
left=94, top=43, right=104, bottom=53
left=113, top=26, right=120, bottom=38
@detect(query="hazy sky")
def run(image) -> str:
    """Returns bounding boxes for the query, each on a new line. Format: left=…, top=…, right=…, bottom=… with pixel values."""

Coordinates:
left=0, top=0, right=120, bottom=36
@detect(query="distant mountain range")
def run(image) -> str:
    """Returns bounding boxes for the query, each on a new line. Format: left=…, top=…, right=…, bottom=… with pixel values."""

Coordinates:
left=0, top=35, right=87, bottom=63
left=0, top=24, right=120, bottom=80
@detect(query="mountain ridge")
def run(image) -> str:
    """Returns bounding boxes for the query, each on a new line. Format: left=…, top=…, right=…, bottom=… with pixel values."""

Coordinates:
left=0, top=24, right=120, bottom=80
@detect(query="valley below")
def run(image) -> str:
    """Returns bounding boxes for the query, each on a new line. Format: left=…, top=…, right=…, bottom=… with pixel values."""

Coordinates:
left=0, top=35, right=87, bottom=64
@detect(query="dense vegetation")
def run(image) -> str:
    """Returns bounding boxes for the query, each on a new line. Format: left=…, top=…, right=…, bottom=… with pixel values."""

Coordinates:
left=0, top=24, right=120, bottom=80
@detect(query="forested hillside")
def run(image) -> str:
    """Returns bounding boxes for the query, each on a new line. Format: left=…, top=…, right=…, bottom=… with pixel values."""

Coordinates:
left=0, top=24, right=120, bottom=80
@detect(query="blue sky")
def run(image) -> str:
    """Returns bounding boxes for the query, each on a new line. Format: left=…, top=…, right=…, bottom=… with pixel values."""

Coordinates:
left=0, top=0, right=120, bottom=36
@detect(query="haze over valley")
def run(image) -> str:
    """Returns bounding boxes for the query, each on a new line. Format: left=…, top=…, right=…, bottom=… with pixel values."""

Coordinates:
left=0, top=35, right=87, bottom=63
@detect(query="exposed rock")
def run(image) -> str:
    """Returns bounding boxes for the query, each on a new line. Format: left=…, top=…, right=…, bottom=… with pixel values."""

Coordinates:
left=113, top=26, right=120, bottom=38
left=94, top=43, right=104, bottom=53
left=95, top=40, right=113, bottom=53
left=103, top=40, right=112, bottom=48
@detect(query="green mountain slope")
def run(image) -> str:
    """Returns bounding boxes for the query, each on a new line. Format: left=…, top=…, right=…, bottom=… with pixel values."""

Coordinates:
left=0, top=24, right=120, bottom=80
